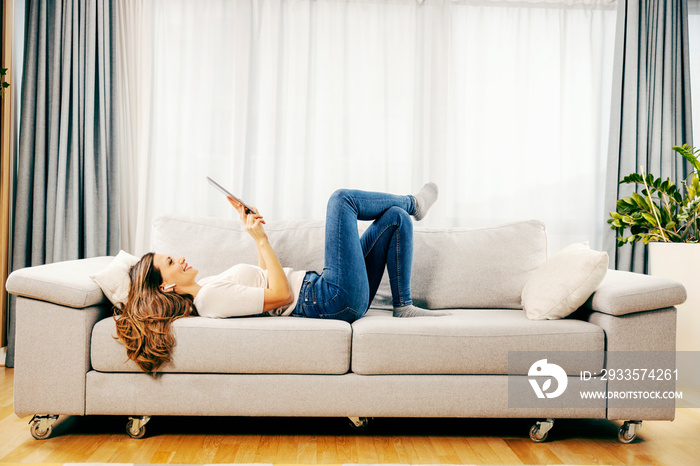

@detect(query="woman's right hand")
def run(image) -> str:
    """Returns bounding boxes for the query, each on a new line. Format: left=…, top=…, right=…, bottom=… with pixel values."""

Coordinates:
left=229, top=196, right=267, bottom=241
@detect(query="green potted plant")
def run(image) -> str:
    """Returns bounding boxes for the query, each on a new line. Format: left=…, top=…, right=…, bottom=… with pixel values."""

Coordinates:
left=608, top=144, right=700, bottom=352
left=608, top=144, right=699, bottom=245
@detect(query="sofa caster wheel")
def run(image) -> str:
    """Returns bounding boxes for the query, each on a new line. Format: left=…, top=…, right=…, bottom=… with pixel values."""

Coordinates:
left=618, top=420, right=641, bottom=444
left=29, top=415, right=58, bottom=440
left=529, top=418, right=554, bottom=443
left=348, top=416, right=369, bottom=431
left=126, top=416, right=151, bottom=439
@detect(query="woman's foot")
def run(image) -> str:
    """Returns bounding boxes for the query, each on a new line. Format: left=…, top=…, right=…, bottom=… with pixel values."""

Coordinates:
left=393, top=304, right=450, bottom=317
left=412, top=182, right=439, bottom=220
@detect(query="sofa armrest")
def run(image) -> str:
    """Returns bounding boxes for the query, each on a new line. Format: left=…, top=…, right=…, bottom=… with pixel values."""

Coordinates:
left=6, top=256, right=114, bottom=308
left=6, top=257, right=116, bottom=417
left=582, top=272, right=680, bottom=422
left=13, top=297, right=110, bottom=417
left=584, top=269, right=686, bottom=317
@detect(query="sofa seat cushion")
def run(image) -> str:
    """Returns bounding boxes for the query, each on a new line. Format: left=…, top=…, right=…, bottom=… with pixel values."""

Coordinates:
left=91, top=316, right=352, bottom=374
left=351, top=309, right=605, bottom=375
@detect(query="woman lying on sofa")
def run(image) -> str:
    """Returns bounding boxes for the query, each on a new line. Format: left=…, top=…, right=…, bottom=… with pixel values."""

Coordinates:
left=116, top=185, right=448, bottom=372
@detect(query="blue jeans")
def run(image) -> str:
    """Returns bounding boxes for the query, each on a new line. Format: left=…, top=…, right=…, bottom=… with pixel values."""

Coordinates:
left=292, top=189, right=416, bottom=323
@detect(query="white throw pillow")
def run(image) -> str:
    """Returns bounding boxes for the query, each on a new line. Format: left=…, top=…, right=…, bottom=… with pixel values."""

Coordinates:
left=90, top=250, right=139, bottom=308
left=522, top=242, right=608, bottom=320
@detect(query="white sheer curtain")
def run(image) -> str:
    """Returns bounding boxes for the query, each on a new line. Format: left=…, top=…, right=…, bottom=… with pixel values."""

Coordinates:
left=116, top=0, right=616, bottom=256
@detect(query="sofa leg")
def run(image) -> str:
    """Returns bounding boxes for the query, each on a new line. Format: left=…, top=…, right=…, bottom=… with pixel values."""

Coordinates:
left=348, top=416, right=369, bottom=431
left=618, top=420, right=642, bottom=443
left=126, top=416, right=151, bottom=439
left=29, top=414, right=59, bottom=440
left=529, top=418, right=554, bottom=443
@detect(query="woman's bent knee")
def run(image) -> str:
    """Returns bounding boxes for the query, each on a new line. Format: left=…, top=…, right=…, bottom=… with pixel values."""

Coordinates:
left=327, top=189, right=353, bottom=210
left=385, top=206, right=411, bottom=223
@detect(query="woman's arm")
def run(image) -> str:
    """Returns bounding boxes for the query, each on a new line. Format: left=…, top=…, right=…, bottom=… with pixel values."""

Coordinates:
left=256, top=245, right=267, bottom=270
left=255, top=235, right=293, bottom=312
left=228, top=197, right=292, bottom=311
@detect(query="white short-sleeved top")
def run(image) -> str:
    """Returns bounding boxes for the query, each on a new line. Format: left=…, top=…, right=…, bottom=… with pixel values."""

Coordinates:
left=193, top=264, right=306, bottom=318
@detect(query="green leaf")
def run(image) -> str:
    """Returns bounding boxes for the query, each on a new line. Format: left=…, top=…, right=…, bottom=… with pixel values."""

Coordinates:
left=673, top=145, right=700, bottom=173
left=630, top=212, right=644, bottom=223
left=619, top=235, right=633, bottom=244
left=621, top=173, right=645, bottom=184
left=632, top=192, right=647, bottom=208
left=641, top=212, right=657, bottom=225
left=630, top=224, right=645, bottom=235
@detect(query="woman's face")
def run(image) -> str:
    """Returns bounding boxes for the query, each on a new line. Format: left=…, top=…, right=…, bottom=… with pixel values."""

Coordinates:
left=153, top=254, right=199, bottom=292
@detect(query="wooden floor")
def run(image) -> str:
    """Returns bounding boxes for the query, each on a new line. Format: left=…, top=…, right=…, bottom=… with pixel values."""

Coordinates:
left=1, top=367, right=699, bottom=465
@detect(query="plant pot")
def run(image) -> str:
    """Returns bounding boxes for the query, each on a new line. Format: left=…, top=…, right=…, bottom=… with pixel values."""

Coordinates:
left=647, top=242, right=700, bottom=351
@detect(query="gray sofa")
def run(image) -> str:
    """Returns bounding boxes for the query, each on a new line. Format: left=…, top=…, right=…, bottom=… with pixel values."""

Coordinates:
left=5, top=216, right=687, bottom=442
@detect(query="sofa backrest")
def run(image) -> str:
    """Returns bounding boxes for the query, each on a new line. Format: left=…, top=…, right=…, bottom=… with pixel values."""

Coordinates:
left=152, top=216, right=547, bottom=310
left=152, top=216, right=327, bottom=279
left=373, top=220, right=547, bottom=309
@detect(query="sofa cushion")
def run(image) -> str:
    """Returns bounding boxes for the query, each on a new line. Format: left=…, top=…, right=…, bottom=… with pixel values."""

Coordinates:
left=371, top=220, right=548, bottom=309
left=522, top=242, right=608, bottom=320
left=151, top=216, right=326, bottom=281
left=91, top=316, right=352, bottom=374
left=351, top=309, right=604, bottom=375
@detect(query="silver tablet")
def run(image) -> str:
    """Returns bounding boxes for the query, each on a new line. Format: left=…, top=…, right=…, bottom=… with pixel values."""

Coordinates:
left=206, top=176, right=257, bottom=214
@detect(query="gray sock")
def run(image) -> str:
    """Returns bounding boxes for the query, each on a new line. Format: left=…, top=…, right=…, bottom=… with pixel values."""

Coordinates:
left=412, top=182, right=439, bottom=220
left=393, top=305, right=450, bottom=318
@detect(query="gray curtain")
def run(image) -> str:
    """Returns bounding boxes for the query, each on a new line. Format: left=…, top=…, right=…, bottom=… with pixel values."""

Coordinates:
left=5, top=0, right=119, bottom=367
left=604, top=0, right=694, bottom=273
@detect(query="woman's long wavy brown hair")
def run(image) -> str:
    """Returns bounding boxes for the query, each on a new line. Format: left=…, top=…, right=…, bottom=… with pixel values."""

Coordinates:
left=114, top=252, right=197, bottom=374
